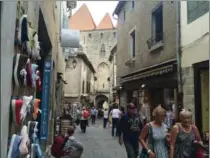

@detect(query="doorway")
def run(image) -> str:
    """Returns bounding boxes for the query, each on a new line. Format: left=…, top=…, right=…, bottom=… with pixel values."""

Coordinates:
left=194, top=60, right=209, bottom=138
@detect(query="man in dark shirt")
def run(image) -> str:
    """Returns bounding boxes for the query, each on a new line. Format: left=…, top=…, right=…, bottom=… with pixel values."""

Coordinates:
left=119, top=103, right=143, bottom=158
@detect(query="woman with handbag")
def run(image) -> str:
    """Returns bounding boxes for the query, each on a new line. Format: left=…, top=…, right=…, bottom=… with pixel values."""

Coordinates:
left=139, top=105, right=169, bottom=158
left=170, top=108, right=204, bottom=158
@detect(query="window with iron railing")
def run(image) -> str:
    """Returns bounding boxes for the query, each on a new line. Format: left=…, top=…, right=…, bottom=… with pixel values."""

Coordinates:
left=147, top=3, right=163, bottom=49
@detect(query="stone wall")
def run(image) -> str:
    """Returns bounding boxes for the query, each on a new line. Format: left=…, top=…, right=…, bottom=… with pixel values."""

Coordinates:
left=80, top=29, right=117, bottom=96
left=116, top=1, right=176, bottom=79
left=182, top=66, right=195, bottom=121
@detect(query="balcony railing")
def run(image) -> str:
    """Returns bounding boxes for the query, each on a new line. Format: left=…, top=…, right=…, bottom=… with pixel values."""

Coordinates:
left=147, top=33, right=164, bottom=49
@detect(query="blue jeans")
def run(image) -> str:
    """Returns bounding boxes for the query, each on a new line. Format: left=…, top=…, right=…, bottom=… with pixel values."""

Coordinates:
left=112, top=118, right=119, bottom=136
left=103, top=118, right=108, bottom=128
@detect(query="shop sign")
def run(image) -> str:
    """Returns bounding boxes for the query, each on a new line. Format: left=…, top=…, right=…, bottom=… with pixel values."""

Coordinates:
left=40, top=60, right=52, bottom=140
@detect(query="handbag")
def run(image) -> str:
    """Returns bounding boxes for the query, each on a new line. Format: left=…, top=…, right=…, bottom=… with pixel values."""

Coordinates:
left=139, top=123, right=154, bottom=158
left=191, top=125, right=204, bottom=158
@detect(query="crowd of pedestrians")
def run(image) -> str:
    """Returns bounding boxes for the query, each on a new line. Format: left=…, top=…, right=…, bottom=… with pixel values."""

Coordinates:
left=51, top=102, right=208, bottom=158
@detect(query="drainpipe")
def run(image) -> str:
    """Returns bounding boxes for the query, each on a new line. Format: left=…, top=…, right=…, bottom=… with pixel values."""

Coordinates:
left=175, top=1, right=183, bottom=112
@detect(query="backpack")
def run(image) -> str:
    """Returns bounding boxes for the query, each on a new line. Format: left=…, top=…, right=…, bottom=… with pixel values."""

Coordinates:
left=83, top=110, right=89, bottom=119
left=51, top=135, right=68, bottom=157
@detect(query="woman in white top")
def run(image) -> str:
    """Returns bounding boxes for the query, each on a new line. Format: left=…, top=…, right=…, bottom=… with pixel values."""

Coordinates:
left=110, top=105, right=121, bottom=137
left=103, top=108, right=109, bottom=128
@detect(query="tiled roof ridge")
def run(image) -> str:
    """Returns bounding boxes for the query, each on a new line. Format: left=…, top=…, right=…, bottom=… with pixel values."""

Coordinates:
left=96, top=12, right=114, bottom=30
left=68, top=3, right=96, bottom=30
left=82, top=3, right=96, bottom=28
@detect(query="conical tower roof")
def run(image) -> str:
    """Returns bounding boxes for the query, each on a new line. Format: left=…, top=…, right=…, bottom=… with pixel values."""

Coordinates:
left=96, top=13, right=114, bottom=30
left=68, top=4, right=96, bottom=31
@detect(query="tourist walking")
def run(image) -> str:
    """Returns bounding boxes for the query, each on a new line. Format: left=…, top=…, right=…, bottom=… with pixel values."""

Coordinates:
left=170, top=108, right=204, bottom=158
left=139, top=105, right=169, bottom=158
left=91, top=107, right=96, bottom=125
left=103, top=108, right=109, bottom=128
left=62, top=126, right=84, bottom=158
left=118, top=103, right=143, bottom=158
left=110, top=104, right=121, bottom=137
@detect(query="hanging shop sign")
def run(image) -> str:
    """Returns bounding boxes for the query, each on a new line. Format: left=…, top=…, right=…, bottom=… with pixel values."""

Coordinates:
left=40, top=60, right=52, bottom=140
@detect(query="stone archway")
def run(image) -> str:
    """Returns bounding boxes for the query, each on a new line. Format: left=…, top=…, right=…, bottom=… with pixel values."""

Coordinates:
left=95, top=95, right=108, bottom=109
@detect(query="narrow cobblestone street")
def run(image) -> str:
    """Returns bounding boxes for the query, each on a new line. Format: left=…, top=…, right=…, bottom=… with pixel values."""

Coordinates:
left=75, top=120, right=127, bottom=158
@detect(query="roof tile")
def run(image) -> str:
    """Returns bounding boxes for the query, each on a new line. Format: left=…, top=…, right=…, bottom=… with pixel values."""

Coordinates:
left=68, top=4, right=96, bottom=31
left=96, top=13, right=114, bottom=30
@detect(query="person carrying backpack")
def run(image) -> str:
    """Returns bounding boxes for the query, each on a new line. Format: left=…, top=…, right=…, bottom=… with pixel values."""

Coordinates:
left=80, top=107, right=89, bottom=132
left=63, top=126, right=84, bottom=158
left=51, top=135, right=68, bottom=158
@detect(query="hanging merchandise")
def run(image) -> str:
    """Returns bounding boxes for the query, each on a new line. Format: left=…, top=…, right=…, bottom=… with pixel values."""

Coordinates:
left=13, top=53, right=28, bottom=87
left=17, top=14, right=29, bottom=44
left=26, top=28, right=41, bottom=60
left=11, top=98, right=23, bottom=126
left=36, top=70, right=42, bottom=92
left=19, top=125, right=30, bottom=155
left=31, top=64, right=38, bottom=88
left=20, top=96, right=33, bottom=122
left=25, top=58, right=33, bottom=87
left=32, top=99, right=41, bottom=120
left=8, top=2, right=45, bottom=157
left=32, top=32, right=41, bottom=60
left=7, top=134, right=23, bottom=158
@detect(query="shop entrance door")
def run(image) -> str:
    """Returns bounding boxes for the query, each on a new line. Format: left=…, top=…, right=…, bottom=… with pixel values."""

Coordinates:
left=150, top=88, right=164, bottom=108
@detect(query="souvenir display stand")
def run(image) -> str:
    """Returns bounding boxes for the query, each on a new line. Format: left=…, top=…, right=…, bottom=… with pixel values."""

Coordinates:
left=7, top=2, right=44, bottom=158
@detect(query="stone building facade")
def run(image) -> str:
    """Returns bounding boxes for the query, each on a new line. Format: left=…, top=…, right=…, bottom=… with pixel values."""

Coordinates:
left=64, top=52, right=95, bottom=105
left=180, top=1, right=209, bottom=135
left=68, top=4, right=117, bottom=108
left=113, top=1, right=177, bottom=114
left=79, top=29, right=117, bottom=106
left=0, top=1, right=78, bottom=156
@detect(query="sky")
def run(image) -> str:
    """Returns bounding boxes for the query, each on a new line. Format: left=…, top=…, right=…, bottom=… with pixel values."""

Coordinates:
left=72, top=1, right=118, bottom=26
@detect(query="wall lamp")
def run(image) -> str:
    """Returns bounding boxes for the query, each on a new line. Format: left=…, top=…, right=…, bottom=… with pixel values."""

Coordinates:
left=66, top=58, right=77, bottom=69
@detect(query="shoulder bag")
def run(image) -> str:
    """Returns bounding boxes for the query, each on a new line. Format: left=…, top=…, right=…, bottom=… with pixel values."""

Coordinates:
left=139, top=123, right=154, bottom=158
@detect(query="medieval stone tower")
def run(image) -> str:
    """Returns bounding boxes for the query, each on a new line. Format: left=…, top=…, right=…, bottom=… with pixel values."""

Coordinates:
left=68, top=4, right=117, bottom=108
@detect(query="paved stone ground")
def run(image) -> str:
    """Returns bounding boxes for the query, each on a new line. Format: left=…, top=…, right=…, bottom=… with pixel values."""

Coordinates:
left=75, top=119, right=127, bottom=158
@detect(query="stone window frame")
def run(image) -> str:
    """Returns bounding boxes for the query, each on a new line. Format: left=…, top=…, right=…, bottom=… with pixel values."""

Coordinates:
left=187, top=1, right=209, bottom=24
left=100, top=43, right=106, bottom=57
left=131, top=1, right=135, bottom=11
left=128, top=26, right=136, bottom=59
left=88, top=33, right=92, bottom=38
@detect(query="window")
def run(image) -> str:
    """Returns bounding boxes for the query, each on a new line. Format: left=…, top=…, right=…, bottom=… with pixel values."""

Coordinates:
left=119, top=9, right=126, bottom=24
left=82, top=80, right=85, bottom=93
left=100, top=43, right=106, bottom=57
left=113, top=32, right=117, bottom=38
left=152, top=3, right=163, bottom=44
left=187, top=1, right=209, bottom=24
left=88, top=33, right=92, bottom=38
left=129, top=30, right=136, bottom=58
left=123, top=10, right=126, bottom=22
left=131, top=1, right=135, bottom=10
left=100, top=33, right=103, bottom=38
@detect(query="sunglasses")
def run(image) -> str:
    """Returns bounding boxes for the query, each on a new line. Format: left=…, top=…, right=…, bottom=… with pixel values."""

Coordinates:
left=129, top=106, right=135, bottom=109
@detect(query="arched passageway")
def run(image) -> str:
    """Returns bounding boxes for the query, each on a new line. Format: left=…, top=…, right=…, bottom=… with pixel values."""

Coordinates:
left=95, top=95, right=108, bottom=109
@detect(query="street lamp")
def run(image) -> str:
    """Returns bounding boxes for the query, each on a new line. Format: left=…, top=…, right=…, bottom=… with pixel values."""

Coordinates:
left=65, top=58, right=77, bottom=70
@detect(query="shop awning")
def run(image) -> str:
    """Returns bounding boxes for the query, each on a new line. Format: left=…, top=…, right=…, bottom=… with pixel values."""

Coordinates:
left=121, top=59, right=177, bottom=90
